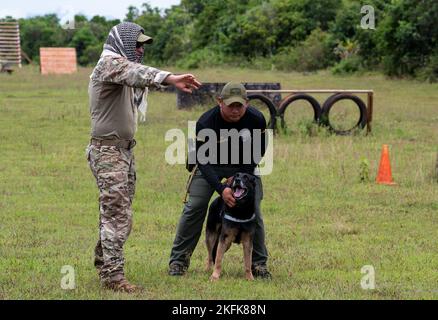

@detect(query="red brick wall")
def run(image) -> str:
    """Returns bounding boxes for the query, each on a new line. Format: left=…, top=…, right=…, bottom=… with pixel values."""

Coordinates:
left=40, top=48, right=77, bottom=75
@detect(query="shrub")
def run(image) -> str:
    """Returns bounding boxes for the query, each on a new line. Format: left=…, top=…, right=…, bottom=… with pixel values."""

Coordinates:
left=272, top=28, right=336, bottom=72
left=81, top=44, right=103, bottom=66
left=175, top=48, right=226, bottom=69
left=359, top=158, right=370, bottom=183
left=416, top=51, right=438, bottom=83
left=331, top=55, right=363, bottom=74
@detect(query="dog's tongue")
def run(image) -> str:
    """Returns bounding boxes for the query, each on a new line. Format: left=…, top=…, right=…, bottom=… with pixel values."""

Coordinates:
left=233, top=187, right=244, bottom=198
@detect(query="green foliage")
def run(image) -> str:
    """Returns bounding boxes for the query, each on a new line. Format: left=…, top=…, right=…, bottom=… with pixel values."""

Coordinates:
left=377, top=0, right=438, bottom=78
left=175, top=47, right=227, bottom=69
left=359, top=158, right=370, bottom=183
left=273, top=0, right=342, bottom=46
left=332, top=40, right=363, bottom=74
left=272, top=28, right=336, bottom=72
left=18, top=15, right=62, bottom=63
left=416, top=50, right=438, bottom=83
left=80, top=44, right=103, bottom=67
left=331, top=55, right=363, bottom=74
left=296, top=119, right=322, bottom=137
left=17, top=14, right=119, bottom=66
left=147, top=6, right=193, bottom=64
left=226, top=2, right=278, bottom=57
left=70, top=26, right=98, bottom=65
left=7, top=0, right=437, bottom=80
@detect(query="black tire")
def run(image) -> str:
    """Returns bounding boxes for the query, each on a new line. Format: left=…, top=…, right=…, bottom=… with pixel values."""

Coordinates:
left=248, top=93, right=278, bottom=130
left=278, top=94, right=322, bottom=129
left=320, top=93, right=367, bottom=135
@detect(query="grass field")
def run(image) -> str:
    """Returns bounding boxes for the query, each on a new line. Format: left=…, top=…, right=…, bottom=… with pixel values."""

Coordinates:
left=0, top=66, right=437, bottom=300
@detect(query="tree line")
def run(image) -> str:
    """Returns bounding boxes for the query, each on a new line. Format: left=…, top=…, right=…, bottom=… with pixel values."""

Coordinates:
left=3, top=0, right=437, bottom=81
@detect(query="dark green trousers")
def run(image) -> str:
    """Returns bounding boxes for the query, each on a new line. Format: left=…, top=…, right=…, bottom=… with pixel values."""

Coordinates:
left=169, top=167, right=268, bottom=268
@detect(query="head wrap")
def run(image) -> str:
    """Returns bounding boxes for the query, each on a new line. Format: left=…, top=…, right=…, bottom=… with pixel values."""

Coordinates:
left=104, top=22, right=145, bottom=63
left=100, top=22, right=149, bottom=124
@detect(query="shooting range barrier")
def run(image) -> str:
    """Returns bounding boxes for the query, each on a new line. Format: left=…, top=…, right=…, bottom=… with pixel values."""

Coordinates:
left=247, top=89, right=374, bottom=135
left=176, top=82, right=281, bottom=109
left=0, top=20, right=21, bottom=73
left=39, top=47, right=77, bottom=75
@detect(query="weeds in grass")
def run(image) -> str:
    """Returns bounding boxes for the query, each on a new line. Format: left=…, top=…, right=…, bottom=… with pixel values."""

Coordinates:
left=359, top=158, right=370, bottom=183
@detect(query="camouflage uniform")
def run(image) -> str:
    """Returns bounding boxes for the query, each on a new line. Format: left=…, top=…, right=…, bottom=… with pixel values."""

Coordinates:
left=86, top=145, right=136, bottom=282
left=87, top=53, right=170, bottom=283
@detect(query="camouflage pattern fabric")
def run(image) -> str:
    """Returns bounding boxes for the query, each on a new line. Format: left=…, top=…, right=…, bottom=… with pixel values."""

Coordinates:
left=86, top=144, right=136, bottom=282
left=88, top=54, right=171, bottom=140
left=90, top=55, right=170, bottom=89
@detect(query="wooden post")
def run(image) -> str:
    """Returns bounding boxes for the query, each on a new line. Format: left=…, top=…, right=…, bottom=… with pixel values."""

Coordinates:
left=21, top=48, right=32, bottom=64
left=367, top=92, right=374, bottom=134
left=435, top=152, right=438, bottom=182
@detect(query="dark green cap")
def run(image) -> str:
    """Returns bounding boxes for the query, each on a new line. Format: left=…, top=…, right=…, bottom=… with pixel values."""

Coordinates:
left=220, top=82, right=248, bottom=106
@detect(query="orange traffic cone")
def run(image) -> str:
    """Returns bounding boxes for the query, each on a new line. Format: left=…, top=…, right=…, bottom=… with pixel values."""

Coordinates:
left=376, top=144, right=396, bottom=185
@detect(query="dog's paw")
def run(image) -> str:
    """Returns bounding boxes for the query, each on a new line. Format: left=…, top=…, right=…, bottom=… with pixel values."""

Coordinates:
left=210, top=274, right=220, bottom=282
left=246, top=273, right=254, bottom=281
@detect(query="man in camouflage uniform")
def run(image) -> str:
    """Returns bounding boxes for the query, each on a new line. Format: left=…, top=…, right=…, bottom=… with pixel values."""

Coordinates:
left=86, top=22, right=201, bottom=293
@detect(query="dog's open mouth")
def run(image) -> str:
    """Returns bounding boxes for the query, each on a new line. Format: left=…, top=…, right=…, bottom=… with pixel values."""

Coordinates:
left=232, top=185, right=247, bottom=199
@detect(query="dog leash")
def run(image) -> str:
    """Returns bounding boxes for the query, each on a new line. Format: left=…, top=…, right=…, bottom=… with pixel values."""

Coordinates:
left=183, top=164, right=198, bottom=204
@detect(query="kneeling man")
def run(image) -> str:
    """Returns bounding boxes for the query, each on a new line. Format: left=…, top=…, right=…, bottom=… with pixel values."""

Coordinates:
left=168, top=82, right=271, bottom=279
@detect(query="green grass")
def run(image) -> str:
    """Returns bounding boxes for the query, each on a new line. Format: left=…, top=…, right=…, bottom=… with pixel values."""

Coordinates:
left=0, top=66, right=437, bottom=300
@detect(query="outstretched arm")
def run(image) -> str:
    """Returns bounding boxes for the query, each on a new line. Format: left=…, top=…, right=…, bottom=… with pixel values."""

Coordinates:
left=164, top=74, right=202, bottom=93
left=91, top=56, right=201, bottom=91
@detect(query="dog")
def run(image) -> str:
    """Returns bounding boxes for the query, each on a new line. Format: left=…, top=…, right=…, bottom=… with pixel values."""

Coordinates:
left=205, top=172, right=257, bottom=281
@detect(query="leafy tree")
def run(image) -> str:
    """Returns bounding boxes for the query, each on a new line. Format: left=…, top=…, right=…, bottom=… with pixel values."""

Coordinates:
left=70, top=26, right=98, bottom=65
left=19, top=14, right=62, bottom=62
left=125, top=6, right=140, bottom=22
left=7, top=0, right=437, bottom=80
left=377, top=0, right=438, bottom=77
left=272, top=0, right=342, bottom=47
left=226, top=2, right=278, bottom=57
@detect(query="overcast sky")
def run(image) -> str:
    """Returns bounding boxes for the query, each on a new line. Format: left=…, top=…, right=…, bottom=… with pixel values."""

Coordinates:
left=0, top=0, right=181, bottom=20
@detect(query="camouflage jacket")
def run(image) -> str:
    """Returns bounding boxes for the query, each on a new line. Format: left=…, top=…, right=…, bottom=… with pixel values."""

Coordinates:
left=89, top=55, right=171, bottom=140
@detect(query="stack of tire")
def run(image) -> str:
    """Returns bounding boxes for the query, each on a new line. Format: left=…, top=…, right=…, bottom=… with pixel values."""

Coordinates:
left=248, top=93, right=368, bottom=135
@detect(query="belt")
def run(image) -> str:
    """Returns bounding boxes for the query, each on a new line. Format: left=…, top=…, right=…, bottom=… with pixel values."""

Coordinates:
left=90, top=138, right=136, bottom=150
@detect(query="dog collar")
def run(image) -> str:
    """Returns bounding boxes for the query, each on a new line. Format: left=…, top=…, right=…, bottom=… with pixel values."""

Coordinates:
left=223, top=213, right=256, bottom=223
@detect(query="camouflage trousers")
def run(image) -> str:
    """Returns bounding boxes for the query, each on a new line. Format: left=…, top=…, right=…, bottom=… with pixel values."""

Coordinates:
left=86, top=144, right=136, bottom=282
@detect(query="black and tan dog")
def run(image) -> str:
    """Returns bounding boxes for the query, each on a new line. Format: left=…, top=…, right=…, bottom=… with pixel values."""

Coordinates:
left=205, top=172, right=257, bottom=281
